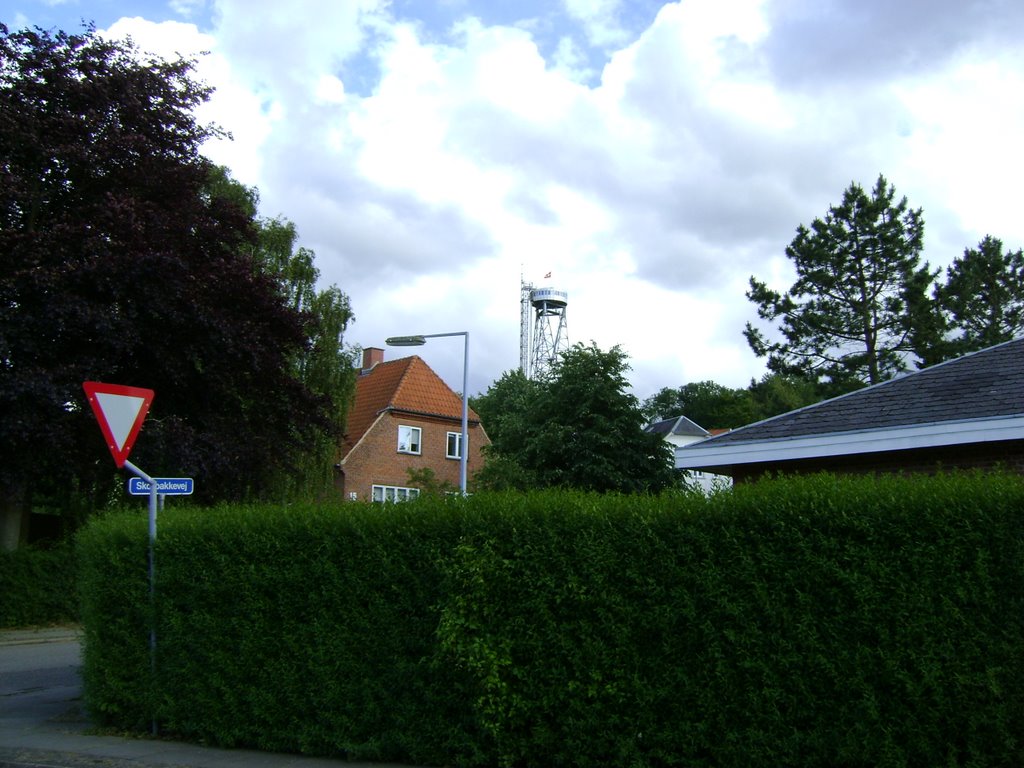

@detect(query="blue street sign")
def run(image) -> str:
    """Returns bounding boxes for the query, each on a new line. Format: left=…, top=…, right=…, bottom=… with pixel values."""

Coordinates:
left=128, top=477, right=194, bottom=496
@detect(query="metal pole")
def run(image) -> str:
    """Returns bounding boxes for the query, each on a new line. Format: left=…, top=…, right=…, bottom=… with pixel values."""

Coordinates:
left=123, top=460, right=158, bottom=735
left=394, top=332, right=470, bottom=495
left=418, top=332, right=468, bottom=495
left=460, top=332, right=468, bottom=495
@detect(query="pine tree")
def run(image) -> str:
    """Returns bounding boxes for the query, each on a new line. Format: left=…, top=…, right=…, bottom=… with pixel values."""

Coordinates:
left=745, top=174, right=938, bottom=389
left=937, top=235, right=1024, bottom=355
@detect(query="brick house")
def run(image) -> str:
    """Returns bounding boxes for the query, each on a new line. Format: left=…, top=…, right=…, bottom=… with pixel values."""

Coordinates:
left=337, top=348, right=490, bottom=501
left=675, top=337, right=1024, bottom=483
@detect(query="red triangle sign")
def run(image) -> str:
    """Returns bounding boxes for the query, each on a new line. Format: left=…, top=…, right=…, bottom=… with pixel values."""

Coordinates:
left=83, top=382, right=155, bottom=468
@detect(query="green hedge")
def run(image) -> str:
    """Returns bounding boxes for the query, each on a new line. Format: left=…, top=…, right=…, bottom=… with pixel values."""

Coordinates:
left=0, top=542, right=79, bottom=627
left=77, top=500, right=485, bottom=765
left=78, top=473, right=1024, bottom=766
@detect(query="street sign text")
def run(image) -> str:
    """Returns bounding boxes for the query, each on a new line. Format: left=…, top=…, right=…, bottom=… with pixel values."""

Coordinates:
left=128, top=477, right=194, bottom=496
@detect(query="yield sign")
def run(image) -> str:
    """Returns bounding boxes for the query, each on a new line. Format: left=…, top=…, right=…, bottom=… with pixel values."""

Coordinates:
left=83, top=381, right=155, bottom=468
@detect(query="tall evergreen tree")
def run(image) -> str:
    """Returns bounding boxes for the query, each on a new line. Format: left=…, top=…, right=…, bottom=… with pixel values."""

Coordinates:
left=745, top=174, right=938, bottom=389
left=936, top=235, right=1024, bottom=356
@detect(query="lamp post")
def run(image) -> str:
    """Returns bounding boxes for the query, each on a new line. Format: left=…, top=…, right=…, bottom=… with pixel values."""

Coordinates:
left=385, top=331, right=469, bottom=495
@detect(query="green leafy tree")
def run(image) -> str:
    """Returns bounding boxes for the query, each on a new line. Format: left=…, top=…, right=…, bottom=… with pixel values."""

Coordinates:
left=476, top=345, right=677, bottom=493
left=642, top=373, right=824, bottom=431
left=471, top=453, right=538, bottom=492
left=470, top=369, right=538, bottom=455
left=746, top=372, right=825, bottom=420
left=247, top=214, right=358, bottom=497
left=745, top=174, right=938, bottom=389
left=640, top=386, right=690, bottom=424
left=0, top=25, right=334, bottom=545
left=528, top=344, right=677, bottom=492
left=405, top=467, right=458, bottom=497
left=641, top=381, right=759, bottom=429
left=936, top=235, right=1024, bottom=356
left=471, top=369, right=541, bottom=491
left=195, top=171, right=358, bottom=499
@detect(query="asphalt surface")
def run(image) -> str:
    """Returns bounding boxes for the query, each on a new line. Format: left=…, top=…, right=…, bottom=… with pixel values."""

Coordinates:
left=0, top=627, right=416, bottom=768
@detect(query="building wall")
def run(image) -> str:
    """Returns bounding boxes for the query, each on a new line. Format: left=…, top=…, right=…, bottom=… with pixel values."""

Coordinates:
left=339, top=412, right=490, bottom=500
left=731, top=440, right=1024, bottom=484
left=668, top=434, right=732, bottom=493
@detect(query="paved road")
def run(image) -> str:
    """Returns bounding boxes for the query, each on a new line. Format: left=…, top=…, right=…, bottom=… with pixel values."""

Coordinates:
left=0, top=627, right=415, bottom=768
left=0, top=626, right=83, bottom=728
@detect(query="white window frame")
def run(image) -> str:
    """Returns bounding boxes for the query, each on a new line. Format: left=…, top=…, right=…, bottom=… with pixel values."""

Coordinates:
left=446, top=430, right=465, bottom=460
left=397, top=425, right=421, bottom=455
left=371, top=485, right=420, bottom=503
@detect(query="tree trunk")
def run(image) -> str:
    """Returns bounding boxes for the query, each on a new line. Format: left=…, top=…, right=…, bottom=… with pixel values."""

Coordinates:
left=0, top=481, right=29, bottom=551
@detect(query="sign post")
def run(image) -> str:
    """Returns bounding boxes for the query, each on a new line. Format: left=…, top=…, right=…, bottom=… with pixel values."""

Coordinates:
left=83, top=381, right=159, bottom=734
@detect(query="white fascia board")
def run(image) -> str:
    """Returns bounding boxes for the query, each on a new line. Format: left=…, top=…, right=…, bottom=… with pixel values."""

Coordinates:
left=674, top=415, right=1024, bottom=469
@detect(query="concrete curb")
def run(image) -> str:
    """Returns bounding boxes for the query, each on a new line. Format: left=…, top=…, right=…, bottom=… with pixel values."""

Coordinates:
left=0, top=627, right=83, bottom=647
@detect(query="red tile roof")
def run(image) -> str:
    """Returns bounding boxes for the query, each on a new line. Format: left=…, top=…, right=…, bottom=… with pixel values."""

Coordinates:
left=342, top=355, right=481, bottom=451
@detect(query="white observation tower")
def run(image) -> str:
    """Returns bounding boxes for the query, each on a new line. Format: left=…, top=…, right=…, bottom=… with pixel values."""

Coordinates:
left=520, top=278, right=569, bottom=380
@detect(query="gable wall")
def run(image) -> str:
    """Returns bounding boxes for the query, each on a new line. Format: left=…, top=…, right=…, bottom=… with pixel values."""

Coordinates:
left=339, top=411, right=489, bottom=500
left=732, top=439, right=1024, bottom=484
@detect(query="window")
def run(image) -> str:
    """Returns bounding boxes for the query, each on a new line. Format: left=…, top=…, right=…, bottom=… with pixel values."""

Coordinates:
left=398, top=425, right=421, bottom=454
left=446, top=431, right=465, bottom=459
left=371, top=485, right=420, bottom=503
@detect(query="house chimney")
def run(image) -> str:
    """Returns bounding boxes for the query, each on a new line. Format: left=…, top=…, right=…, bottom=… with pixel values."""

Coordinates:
left=362, top=347, right=384, bottom=372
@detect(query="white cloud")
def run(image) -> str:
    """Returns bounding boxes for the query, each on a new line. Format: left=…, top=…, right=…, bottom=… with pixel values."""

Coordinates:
left=211, top=0, right=387, bottom=98
left=562, top=0, right=630, bottom=47
left=73, top=0, right=1024, bottom=399
left=894, top=52, right=1024, bottom=249
left=168, top=0, right=207, bottom=18
left=101, top=17, right=272, bottom=186
left=551, top=35, right=597, bottom=82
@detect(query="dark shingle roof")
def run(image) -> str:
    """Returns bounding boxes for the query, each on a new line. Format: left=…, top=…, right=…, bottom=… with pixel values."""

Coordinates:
left=703, top=337, right=1024, bottom=447
left=646, top=415, right=709, bottom=438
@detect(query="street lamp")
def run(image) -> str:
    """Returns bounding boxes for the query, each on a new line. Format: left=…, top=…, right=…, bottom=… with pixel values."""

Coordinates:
left=385, top=331, right=469, bottom=495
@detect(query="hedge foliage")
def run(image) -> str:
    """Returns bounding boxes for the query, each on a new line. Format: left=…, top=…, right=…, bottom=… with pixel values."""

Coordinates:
left=0, top=542, right=78, bottom=627
left=78, top=473, right=1024, bottom=766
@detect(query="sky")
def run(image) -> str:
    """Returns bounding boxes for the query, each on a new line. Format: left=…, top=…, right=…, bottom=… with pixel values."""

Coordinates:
left=7, top=0, right=1024, bottom=401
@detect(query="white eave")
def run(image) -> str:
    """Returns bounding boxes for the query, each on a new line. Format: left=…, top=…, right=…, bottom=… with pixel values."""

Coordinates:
left=675, top=414, right=1024, bottom=470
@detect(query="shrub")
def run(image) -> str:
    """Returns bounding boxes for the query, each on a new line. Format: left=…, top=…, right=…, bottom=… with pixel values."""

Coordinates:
left=0, top=542, right=79, bottom=627
left=78, top=500, right=486, bottom=764
left=78, top=473, right=1024, bottom=767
